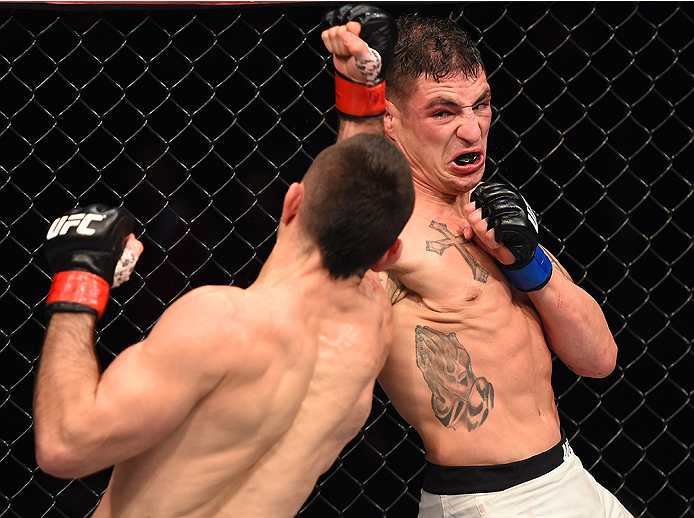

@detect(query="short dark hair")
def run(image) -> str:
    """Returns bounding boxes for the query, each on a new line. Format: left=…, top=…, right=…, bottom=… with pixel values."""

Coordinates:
left=300, top=134, right=414, bottom=279
left=386, top=15, right=485, bottom=105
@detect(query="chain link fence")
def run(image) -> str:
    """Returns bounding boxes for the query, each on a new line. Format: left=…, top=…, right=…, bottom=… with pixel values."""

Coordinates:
left=1, top=2, right=692, bottom=517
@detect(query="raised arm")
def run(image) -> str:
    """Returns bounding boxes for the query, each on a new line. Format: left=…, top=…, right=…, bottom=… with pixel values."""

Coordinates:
left=34, top=288, right=234, bottom=479
left=33, top=205, right=225, bottom=478
left=320, top=4, right=397, bottom=141
left=463, top=182, right=617, bottom=378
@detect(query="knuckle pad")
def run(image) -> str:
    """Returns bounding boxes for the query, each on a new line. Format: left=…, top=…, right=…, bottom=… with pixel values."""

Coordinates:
left=472, top=181, right=538, bottom=264
left=44, top=206, right=136, bottom=283
left=322, top=4, right=397, bottom=81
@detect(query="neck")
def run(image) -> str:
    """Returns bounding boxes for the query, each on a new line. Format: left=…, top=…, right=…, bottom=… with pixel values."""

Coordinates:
left=253, top=235, right=361, bottom=290
left=414, top=182, right=471, bottom=219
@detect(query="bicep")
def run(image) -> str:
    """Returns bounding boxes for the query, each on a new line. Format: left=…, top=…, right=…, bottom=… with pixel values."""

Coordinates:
left=94, top=341, right=205, bottom=454
left=93, top=291, right=229, bottom=459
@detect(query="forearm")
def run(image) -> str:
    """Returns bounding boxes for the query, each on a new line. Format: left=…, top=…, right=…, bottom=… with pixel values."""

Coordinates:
left=322, top=8, right=394, bottom=143
left=529, top=267, right=617, bottom=378
left=36, top=207, right=146, bottom=478
left=337, top=116, right=385, bottom=141
left=34, top=312, right=103, bottom=477
left=464, top=185, right=618, bottom=378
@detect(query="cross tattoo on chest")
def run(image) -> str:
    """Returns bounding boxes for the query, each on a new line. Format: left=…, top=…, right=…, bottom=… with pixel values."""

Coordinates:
left=425, top=221, right=489, bottom=282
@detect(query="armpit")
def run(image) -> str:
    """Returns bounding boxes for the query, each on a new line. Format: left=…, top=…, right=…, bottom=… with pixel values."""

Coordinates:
left=381, top=272, right=409, bottom=305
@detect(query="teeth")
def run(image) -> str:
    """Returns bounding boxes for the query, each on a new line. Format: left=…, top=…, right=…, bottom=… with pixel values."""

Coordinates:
left=455, top=153, right=478, bottom=166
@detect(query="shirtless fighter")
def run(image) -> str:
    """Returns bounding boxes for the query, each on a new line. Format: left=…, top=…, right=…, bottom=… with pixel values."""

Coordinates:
left=322, top=5, right=634, bottom=517
left=33, top=133, right=415, bottom=518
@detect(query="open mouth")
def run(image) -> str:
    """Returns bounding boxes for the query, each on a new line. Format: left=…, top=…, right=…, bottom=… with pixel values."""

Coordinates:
left=453, top=152, right=480, bottom=166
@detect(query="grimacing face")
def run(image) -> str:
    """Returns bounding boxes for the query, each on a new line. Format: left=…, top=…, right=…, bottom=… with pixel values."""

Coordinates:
left=385, top=68, right=492, bottom=200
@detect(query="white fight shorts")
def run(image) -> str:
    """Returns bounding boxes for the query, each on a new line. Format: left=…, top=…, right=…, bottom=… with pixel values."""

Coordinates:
left=418, top=433, right=635, bottom=518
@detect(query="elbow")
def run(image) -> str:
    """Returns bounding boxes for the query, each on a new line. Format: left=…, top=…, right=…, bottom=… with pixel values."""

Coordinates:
left=36, top=439, right=81, bottom=479
left=576, top=343, right=618, bottom=379
left=594, top=337, right=619, bottom=378
left=34, top=425, right=94, bottom=479
left=589, top=353, right=617, bottom=379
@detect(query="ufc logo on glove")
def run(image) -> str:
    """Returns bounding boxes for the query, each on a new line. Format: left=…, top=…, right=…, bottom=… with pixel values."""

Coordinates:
left=46, top=213, right=106, bottom=240
left=43, top=204, right=137, bottom=320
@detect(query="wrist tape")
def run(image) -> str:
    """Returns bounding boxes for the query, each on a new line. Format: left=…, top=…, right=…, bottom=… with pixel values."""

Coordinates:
left=335, top=72, right=386, bottom=119
left=46, top=271, right=110, bottom=319
left=499, top=246, right=552, bottom=292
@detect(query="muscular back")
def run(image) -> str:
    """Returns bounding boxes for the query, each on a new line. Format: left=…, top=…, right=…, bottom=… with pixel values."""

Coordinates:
left=95, top=274, right=392, bottom=518
left=378, top=210, right=562, bottom=467
left=224, top=274, right=392, bottom=515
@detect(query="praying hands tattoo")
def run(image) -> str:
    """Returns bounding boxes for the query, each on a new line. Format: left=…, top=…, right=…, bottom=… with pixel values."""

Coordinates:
left=418, top=221, right=494, bottom=430
left=415, top=326, right=494, bottom=431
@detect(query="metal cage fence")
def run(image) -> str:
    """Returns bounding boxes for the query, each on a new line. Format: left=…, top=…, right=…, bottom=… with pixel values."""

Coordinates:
left=1, top=2, right=693, bottom=517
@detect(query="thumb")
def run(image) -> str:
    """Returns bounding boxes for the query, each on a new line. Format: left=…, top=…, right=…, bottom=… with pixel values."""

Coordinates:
left=341, top=29, right=373, bottom=61
left=112, top=234, right=143, bottom=288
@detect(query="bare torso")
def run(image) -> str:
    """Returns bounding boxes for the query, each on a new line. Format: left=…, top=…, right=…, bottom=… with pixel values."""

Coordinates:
left=93, top=272, right=391, bottom=518
left=378, top=205, right=561, bottom=467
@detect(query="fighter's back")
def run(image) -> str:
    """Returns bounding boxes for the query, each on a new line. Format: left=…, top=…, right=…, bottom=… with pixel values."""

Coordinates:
left=94, top=273, right=391, bottom=518
left=224, top=272, right=392, bottom=515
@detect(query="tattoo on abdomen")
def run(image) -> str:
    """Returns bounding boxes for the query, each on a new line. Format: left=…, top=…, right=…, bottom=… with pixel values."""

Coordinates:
left=426, top=221, right=488, bottom=282
left=415, top=325, right=494, bottom=431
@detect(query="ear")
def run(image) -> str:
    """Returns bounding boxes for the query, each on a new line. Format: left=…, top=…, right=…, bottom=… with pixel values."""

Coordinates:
left=370, top=238, right=403, bottom=272
left=384, top=100, right=397, bottom=141
left=281, top=182, right=305, bottom=225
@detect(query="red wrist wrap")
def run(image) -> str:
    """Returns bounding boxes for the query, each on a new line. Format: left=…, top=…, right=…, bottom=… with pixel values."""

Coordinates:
left=47, top=271, right=110, bottom=319
left=335, top=72, right=386, bottom=119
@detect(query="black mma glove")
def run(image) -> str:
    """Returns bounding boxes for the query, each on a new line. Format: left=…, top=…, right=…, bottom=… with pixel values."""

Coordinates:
left=471, top=181, right=552, bottom=291
left=321, top=4, right=397, bottom=119
left=44, top=204, right=137, bottom=320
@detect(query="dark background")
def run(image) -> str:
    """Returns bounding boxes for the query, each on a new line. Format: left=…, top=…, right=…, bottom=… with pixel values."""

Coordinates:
left=1, top=2, right=692, bottom=517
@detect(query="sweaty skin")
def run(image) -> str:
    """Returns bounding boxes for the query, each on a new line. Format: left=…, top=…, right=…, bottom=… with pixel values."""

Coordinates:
left=94, top=272, right=392, bottom=518
left=34, top=185, right=399, bottom=518
left=324, top=23, right=617, bottom=468
left=379, top=206, right=562, bottom=465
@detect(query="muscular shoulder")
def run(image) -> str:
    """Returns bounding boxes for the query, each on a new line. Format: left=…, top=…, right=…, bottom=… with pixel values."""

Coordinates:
left=156, top=285, right=242, bottom=333
left=144, top=285, right=264, bottom=368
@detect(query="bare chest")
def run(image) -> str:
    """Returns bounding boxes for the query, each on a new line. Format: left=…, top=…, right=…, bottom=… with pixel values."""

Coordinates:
left=394, top=218, right=510, bottom=312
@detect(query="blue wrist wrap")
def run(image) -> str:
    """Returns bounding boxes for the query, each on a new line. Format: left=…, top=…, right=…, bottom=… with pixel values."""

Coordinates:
left=500, top=246, right=553, bottom=291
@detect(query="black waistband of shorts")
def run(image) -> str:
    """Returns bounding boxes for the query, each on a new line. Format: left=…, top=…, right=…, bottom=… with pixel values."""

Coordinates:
left=422, top=430, right=568, bottom=494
